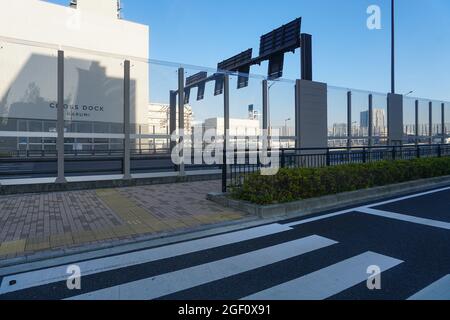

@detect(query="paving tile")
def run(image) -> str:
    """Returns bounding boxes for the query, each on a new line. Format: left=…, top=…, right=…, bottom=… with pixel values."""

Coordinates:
left=0, top=239, right=26, bottom=256
left=0, top=180, right=246, bottom=259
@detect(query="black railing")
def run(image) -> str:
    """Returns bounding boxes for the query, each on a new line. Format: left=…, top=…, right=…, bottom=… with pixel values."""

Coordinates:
left=224, top=144, right=450, bottom=192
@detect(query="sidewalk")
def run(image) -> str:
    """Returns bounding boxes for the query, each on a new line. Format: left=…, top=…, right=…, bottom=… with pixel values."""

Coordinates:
left=0, top=180, right=246, bottom=261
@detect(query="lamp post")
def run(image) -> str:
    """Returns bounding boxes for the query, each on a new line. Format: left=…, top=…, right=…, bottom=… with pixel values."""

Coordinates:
left=267, top=81, right=278, bottom=144
left=391, top=0, right=396, bottom=94
left=284, top=118, right=291, bottom=136
left=285, top=118, right=291, bottom=147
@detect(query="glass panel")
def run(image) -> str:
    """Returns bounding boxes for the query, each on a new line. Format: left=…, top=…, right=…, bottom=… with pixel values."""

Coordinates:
left=431, top=100, right=442, bottom=143
left=327, top=87, right=348, bottom=148
left=132, top=61, right=179, bottom=173
left=183, top=65, right=224, bottom=170
left=229, top=73, right=262, bottom=152
left=403, top=97, right=416, bottom=144
left=63, top=50, right=125, bottom=176
left=0, top=41, right=57, bottom=178
left=268, top=79, right=296, bottom=149
left=350, top=91, right=369, bottom=146
left=445, top=102, right=450, bottom=142
left=371, top=93, right=387, bottom=145
left=417, top=99, right=430, bottom=144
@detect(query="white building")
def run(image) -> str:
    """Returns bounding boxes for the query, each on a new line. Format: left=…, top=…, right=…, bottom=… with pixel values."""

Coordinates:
left=0, top=0, right=149, bottom=151
left=147, top=103, right=194, bottom=151
left=203, top=118, right=261, bottom=138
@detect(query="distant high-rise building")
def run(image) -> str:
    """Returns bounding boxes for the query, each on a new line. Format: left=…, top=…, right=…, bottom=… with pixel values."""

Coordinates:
left=360, top=109, right=386, bottom=136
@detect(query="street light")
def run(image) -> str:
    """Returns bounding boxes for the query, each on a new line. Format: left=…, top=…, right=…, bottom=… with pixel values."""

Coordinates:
left=284, top=118, right=291, bottom=136
left=267, top=80, right=279, bottom=138
left=391, top=0, right=396, bottom=94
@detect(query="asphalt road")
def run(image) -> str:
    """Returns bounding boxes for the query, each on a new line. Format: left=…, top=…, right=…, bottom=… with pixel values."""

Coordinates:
left=0, top=186, right=449, bottom=300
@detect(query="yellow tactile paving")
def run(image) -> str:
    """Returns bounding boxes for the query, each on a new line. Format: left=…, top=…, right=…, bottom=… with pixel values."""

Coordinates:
left=25, top=237, right=51, bottom=252
left=72, top=231, right=98, bottom=244
left=50, top=234, right=74, bottom=248
left=0, top=182, right=246, bottom=259
left=0, top=239, right=26, bottom=256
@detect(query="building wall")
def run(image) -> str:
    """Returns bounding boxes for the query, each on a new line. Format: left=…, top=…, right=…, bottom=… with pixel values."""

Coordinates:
left=0, top=0, right=149, bottom=130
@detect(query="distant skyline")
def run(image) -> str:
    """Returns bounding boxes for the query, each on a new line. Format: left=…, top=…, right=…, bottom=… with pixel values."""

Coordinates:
left=45, top=0, right=450, bottom=102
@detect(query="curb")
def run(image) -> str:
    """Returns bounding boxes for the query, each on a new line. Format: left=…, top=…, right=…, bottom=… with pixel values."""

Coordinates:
left=0, top=173, right=221, bottom=196
left=208, top=175, right=450, bottom=219
left=0, top=216, right=259, bottom=273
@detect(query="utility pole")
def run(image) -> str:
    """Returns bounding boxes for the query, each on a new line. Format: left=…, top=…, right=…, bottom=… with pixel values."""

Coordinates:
left=391, top=0, right=396, bottom=94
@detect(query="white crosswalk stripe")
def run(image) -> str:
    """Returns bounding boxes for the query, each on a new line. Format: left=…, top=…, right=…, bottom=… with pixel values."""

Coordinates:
left=358, top=207, right=450, bottom=230
left=242, top=252, right=403, bottom=300
left=408, top=275, right=450, bottom=300
left=0, top=223, right=292, bottom=295
left=67, top=235, right=338, bottom=300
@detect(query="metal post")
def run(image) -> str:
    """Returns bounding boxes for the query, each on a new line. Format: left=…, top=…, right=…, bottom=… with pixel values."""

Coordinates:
left=262, top=80, right=268, bottom=131
left=178, top=68, right=185, bottom=176
left=123, top=60, right=131, bottom=179
left=222, top=74, right=230, bottom=193
left=368, top=94, right=373, bottom=147
left=295, top=80, right=301, bottom=149
left=441, top=103, right=445, bottom=144
left=347, top=91, right=352, bottom=148
left=262, top=79, right=269, bottom=150
left=301, top=34, right=313, bottom=81
left=169, top=90, right=177, bottom=154
left=415, top=100, right=419, bottom=145
left=429, top=101, right=433, bottom=145
left=56, top=50, right=66, bottom=184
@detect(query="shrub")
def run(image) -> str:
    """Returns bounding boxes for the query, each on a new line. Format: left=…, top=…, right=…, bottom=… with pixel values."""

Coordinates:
left=232, top=157, right=450, bottom=205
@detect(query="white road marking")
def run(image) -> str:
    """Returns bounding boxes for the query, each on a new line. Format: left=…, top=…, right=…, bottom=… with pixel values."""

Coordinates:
left=358, top=208, right=450, bottom=230
left=242, top=252, right=403, bottom=300
left=286, top=186, right=450, bottom=228
left=67, top=235, right=338, bottom=300
left=408, top=275, right=450, bottom=300
left=0, top=223, right=292, bottom=295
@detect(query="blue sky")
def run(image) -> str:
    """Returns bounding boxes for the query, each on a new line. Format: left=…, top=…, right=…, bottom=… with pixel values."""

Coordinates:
left=47, top=0, right=450, bottom=101
left=46, top=0, right=450, bottom=126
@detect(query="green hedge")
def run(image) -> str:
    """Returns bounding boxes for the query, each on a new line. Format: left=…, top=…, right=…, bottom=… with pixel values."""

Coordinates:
left=232, top=157, right=450, bottom=205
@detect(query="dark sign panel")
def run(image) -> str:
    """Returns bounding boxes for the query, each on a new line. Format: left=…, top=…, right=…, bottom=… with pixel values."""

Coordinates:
left=217, top=49, right=253, bottom=91
left=259, top=18, right=302, bottom=58
left=259, top=17, right=301, bottom=79
left=185, top=71, right=208, bottom=103
left=268, top=53, right=285, bottom=80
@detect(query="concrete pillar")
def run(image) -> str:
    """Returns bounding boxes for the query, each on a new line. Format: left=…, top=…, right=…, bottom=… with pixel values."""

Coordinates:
left=387, top=93, right=404, bottom=145
left=295, top=79, right=328, bottom=150
left=123, top=60, right=131, bottom=179
left=56, top=50, right=66, bottom=184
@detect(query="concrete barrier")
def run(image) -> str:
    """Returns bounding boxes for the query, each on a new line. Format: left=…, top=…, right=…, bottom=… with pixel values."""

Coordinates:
left=0, top=172, right=221, bottom=196
left=208, top=175, right=450, bottom=219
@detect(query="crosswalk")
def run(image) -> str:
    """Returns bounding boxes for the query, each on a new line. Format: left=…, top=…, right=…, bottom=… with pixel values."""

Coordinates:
left=0, top=221, right=446, bottom=300
left=0, top=187, right=449, bottom=300
left=242, top=252, right=403, bottom=300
